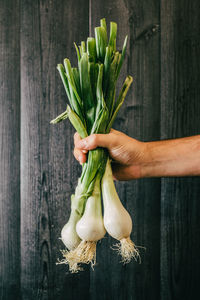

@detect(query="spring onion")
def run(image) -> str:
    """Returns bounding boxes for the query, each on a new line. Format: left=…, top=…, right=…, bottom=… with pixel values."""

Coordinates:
left=102, top=159, right=140, bottom=263
left=52, top=18, right=139, bottom=273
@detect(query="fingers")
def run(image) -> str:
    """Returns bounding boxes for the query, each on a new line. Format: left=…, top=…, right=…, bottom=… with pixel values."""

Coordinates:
left=75, top=132, right=118, bottom=151
left=73, top=130, right=122, bottom=165
left=74, top=132, right=88, bottom=164
left=73, top=148, right=87, bottom=164
left=74, top=132, right=88, bottom=154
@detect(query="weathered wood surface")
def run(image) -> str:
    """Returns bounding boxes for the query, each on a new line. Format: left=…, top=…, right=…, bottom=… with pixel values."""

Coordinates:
left=20, top=0, right=89, bottom=299
left=0, top=0, right=20, bottom=299
left=160, top=0, right=200, bottom=299
left=1, top=0, right=200, bottom=299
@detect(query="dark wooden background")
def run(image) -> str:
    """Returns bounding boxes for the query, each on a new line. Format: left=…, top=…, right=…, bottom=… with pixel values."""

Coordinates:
left=1, top=0, right=200, bottom=299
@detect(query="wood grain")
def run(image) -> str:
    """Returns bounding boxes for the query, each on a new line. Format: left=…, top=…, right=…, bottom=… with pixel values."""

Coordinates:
left=20, top=0, right=89, bottom=299
left=1, top=0, right=200, bottom=299
left=160, top=0, right=200, bottom=299
left=123, top=1, right=161, bottom=298
left=90, top=1, right=161, bottom=299
left=0, top=0, right=20, bottom=299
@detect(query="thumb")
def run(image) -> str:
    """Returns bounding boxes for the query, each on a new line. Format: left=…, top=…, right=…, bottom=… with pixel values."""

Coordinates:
left=76, top=132, right=117, bottom=151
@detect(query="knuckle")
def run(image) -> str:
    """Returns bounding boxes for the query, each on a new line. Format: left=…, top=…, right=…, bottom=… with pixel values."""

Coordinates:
left=109, top=132, right=118, bottom=146
left=90, top=134, right=98, bottom=147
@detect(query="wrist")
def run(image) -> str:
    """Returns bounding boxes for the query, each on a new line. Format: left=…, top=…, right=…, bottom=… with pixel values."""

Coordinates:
left=127, top=141, right=152, bottom=179
left=135, top=142, right=156, bottom=178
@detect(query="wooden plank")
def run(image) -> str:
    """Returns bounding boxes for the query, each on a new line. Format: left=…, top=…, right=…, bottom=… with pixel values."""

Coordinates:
left=89, top=1, right=161, bottom=299
left=20, top=0, right=90, bottom=299
left=0, top=1, right=20, bottom=299
left=160, top=0, right=200, bottom=299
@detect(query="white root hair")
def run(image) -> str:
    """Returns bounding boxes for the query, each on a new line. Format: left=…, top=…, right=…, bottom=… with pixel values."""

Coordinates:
left=57, top=240, right=97, bottom=273
left=112, top=237, right=141, bottom=264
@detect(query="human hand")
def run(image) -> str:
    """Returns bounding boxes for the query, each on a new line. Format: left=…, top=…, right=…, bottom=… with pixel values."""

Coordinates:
left=73, top=129, right=147, bottom=180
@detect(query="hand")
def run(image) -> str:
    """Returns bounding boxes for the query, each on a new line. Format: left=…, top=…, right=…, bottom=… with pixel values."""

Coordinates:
left=73, top=129, right=147, bottom=180
left=74, top=130, right=200, bottom=179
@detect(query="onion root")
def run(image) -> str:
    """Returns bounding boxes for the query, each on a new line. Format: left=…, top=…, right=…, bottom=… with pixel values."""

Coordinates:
left=56, top=249, right=82, bottom=273
left=57, top=240, right=97, bottom=273
left=112, top=237, right=141, bottom=264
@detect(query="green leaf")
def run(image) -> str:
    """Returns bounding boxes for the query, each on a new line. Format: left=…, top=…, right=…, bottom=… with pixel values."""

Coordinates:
left=104, top=51, right=119, bottom=115
left=109, top=22, right=117, bottom=53
left=64, top=58, right=84, bottom=122
left=103, top=46, right=112, bottom=93
left=79, top=53, right=95, bottom=133
left=93, top=107, right=109, bottom=134
left=95, top=26, right=108, bottom=62
left=96, top=64, right=106, bottom=114
left=100, top=18, right=108, bottom=42
left=88, top=62, right=97, bottom=103
left=87, top=37, right=97, bottom=62
left=116, top=35, right=128, bottom=79
left=67, top=105, right=88, bottom=138
left=74, top=42, right=81, bottom=62
left=81, top=148, right=107, bottom=189
left=81, top=41, right=86, bottom=54
left=90, top=107, right=104, bottom=134
left=64, top=72, right=83, bottom=110
left=57, top=64, right=72, bottom=106
left=50, top=109, right=68, bottom=124
left=72, top=68, right=81, bottom=99
left=107, top=75, right=133, bottom=132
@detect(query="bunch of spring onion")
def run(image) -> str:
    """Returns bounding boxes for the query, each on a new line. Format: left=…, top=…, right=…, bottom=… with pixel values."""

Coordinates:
left=51, top=18, right=139, bottom=273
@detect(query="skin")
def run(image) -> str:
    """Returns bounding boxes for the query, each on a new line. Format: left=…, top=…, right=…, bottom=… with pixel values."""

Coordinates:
left=74, top=129, right=200, bottom=180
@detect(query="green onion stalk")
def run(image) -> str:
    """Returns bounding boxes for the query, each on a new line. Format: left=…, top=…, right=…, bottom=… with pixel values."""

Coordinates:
left=51, top=19, right=139, bottom=273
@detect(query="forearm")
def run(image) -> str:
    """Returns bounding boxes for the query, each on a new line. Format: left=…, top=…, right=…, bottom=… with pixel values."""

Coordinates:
left=140, top=135, right=200, bottom=177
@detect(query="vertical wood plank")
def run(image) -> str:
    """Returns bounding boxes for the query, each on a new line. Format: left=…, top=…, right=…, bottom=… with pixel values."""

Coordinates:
left=161, top=0, right=200, bottom=299
left=20, top=0, right=90, bottom=299
left=0, top=1, right=20, bottom=299
left=89, top=1, right=161, bottom=299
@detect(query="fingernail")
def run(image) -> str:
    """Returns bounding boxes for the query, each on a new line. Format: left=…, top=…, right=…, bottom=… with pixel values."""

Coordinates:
left=82, top=150, right=87, bottom=153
